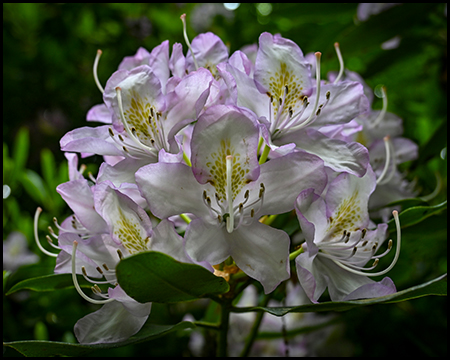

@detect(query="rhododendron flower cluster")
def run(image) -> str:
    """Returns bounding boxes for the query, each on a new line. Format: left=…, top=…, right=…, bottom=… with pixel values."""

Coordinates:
left=34, top=15, right=408, bottom=345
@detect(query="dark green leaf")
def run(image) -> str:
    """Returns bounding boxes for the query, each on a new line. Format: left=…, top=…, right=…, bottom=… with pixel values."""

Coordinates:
left=231, top=273, right=447, bottom=316
left=6, top=273, right=90, bottom=296
left=387, top=201, right=447, bottom=232
left=116, top=251, right=230, bottom=303
left=3, top=321, right=195, bottom=357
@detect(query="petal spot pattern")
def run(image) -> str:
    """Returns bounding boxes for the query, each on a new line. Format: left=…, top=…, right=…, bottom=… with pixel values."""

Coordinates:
left=206, top=139, right=250, bottom=201
left=114, top=208, right=149, bottom=254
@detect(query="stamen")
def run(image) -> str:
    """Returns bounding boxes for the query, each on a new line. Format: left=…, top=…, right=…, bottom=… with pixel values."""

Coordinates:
left=376, top=136, right=396, bottom=185
left=34, top=207, right=59, bottom=257
left=371, top=86, right=388, bottom=128
left=115, top=87, right=155, bottom=155
left=226, top=155, right=234, bottom=233
left=46, top=235, right=61, bottom=250
left=333, top=42, right=345, bottom=84
left=81, top=266, right=116, bottom=285
left=287, top=52, right=322, bottom=132
left=93, top=49, right=105, bottom=93
left=180, top=14, right=199, bottom=71
left=71, top=241, right=114, bottom=305
left=329, top=210, right=401, bottom=277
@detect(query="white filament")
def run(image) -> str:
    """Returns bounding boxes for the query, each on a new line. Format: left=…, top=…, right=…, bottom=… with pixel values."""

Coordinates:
left=71, top=241, right=114, bottom=305
left=34, top=207, right=59, bottom=258
left=333, top=42, right=344, bottom=84
left=330, top=210, right=401, bottom=277
left=93, top=49, right=105, bottom=94
left=226, top=155, right=234, bottom=233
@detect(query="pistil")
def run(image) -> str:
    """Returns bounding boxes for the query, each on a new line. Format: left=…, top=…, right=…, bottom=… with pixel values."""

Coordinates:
left=226, top=155, right=234, bottom=233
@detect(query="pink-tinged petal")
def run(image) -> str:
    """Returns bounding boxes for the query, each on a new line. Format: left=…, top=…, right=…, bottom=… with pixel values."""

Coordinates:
left=307, top=81, right=369, bottom=128
left=169, top=42, right=186, bottom=78
left=228, top=50, right=253, bottom=76
left=254, top=32, right=313, bottom=105
left=186, top=32, right=229, bottom=75
left=74, top=299, right=150, bottom=344
left=135, top=162, right=208, bottom=219
left=56, top=179, right=108, bottom=234
left=108, top=285, right=152, bottom=317
left=295, top=252, right=326, bottom=303
left=165, top=68, right=215, bottom=143
left=294, top=188, right=327, bottom=255
left=342, top=277, right=396, bottom=301
left=277, top=128, right=370, bottom=177
left=104, top=65, right=165, bottom=148
left=118, top=47, right=151, bottom=70
left=255, top=150, right=327, bottom=216
left=229, top=221, right=290, bottom=294
left=185, top=218, right=230, bottom=265
left=60, top=126, right=123, bottom=157
left=310, top=256, right=376, bottom=301
left=223, top=62, right=269, bottom=116
left=86, top=103, right=112, bottom=123
left=147, top=40, right=170, bottom=93
left=325, top=167, right=376, bottom=229
left=190, top=105, right=260, bottom=197
left=151, top=219, right=194, bottom=265
left=93, top=183, right=153, bottom=255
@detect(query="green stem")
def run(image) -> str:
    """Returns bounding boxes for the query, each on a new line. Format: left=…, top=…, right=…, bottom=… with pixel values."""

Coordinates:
left=289, top=245, right=304, bottom=261
left=240, top=293, right=272, bottom=357
left=259, top=144, right=271, bottom=164
left=217, top=300, right=231, bottom=357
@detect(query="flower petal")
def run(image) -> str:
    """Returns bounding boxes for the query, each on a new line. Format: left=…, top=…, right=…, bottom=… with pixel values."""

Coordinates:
left=190, top=105, right=260, bottom=199
left=255, top=150, right=327, bottom=216
left=135, top=162, right=208, bottom=219
left=74, top=299, right=150, bottom=344
left=277, top=128, right=370, bottom=177
left=185, top=218, right=230, bottom=265
left=229, top=221, right=290, bottom=294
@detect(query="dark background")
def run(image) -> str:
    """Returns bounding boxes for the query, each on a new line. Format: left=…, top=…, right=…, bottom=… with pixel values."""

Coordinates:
left=3, top=3, right=447, bottom=356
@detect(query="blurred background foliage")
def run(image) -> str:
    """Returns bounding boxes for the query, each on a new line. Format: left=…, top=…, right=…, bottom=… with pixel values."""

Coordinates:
left=3, top=3, right=447, bottom=357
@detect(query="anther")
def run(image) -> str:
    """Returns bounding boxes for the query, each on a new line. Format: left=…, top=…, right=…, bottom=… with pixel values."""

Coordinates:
left=117, top=249, right=124, bottom=260
left=71, top=241, right=114, bottom=305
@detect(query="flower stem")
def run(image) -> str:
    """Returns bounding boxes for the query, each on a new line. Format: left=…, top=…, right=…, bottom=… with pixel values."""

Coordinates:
left=217, top=300, right=231, bottom=357
left=240, top=293, right=272, bottom=356
left=259, top=144, right=271, bottom=164
left=289, top=245, right=304, bottom=261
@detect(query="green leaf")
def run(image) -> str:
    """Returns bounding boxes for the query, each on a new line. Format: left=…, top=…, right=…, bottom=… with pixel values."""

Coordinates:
left=387, top=201, right=447, bottom=232
left=3, top=321, right=195, bottom=357
left=231, top=273, right=447, bottom=316
left=19, top=169, right=49, bottom=205
left=6, top=273, right=90, bottom=296
left=116, top=251, right=230, bottom=303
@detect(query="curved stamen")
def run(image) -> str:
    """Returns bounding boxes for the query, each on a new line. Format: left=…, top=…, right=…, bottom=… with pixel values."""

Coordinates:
left=371, top=86, right=388, bottom=128
left=34, top=207, right=59, bottom=258
left=329, top=210, right=401, bottom=277
left=115, top=87, right=156, bottom=156
left=376, top=136, right=397, bottom=185
left=286, top=52, right=322, bottom=133
left=93, top=49, right=105, bottom=94
left=180, top=14, right=199, bottom=71
left=333, top=42, right=345, bottom=84
left=81, top=266, right=116, bottom=285
left=71, top=241, right=114, bottom=305
left=46, top=235, right=62, bottom=250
